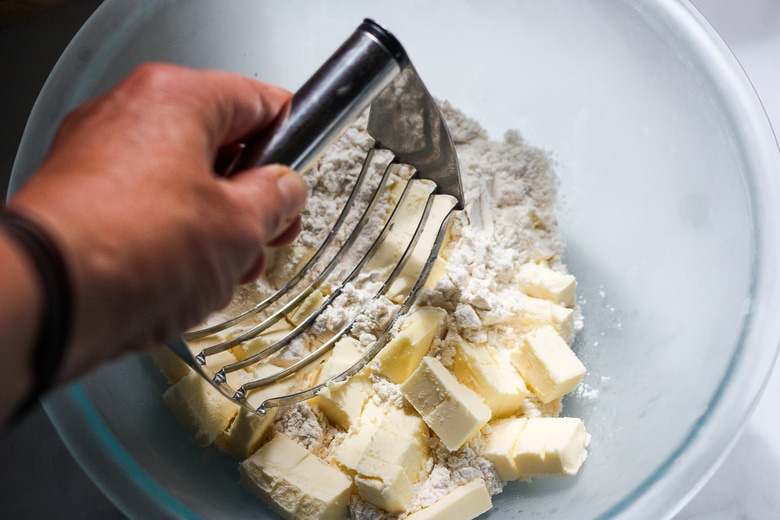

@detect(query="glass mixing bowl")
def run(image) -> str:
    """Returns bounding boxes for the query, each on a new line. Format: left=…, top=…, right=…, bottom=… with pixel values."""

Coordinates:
left=10, top=1, right=780, bottom=518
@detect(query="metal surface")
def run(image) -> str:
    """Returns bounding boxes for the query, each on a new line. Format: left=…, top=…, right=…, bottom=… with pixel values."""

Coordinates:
left=170, top=18, right=463, bottom=415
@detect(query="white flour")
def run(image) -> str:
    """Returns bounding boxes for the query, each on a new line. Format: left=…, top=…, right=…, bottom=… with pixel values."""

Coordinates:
left=241, top=102, right=580, bottom=518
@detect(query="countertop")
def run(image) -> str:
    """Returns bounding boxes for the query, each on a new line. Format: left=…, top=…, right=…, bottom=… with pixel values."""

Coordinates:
left=1, top=1, right=779, bottom=518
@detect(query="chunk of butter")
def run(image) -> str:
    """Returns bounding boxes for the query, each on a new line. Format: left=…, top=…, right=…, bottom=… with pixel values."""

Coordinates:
left=354, top=458, right=414, bottom=514
left=214, top=363, right=294, bottom=459
left=516, top=296, right=575, bottom=344
left=315, top=369, right=373, bottom=430
left=376, top=307, right=446, bottom=384
left=363, top=407, right=429, bottom=482
left=215, top=406, right=277, bottom=459
left=366, top=180, right=456, bottom=302
left=482, top=417, right=529, bottom=481
left=162, top=370, right=238, bottom=447
left=239, top=361, right=299, bottom=413
left=149, top=345, right=190, bottom=384
left=518, top=262, right=576, bottom=307
left=484, top=416, right=589, bottom=480
left=404, top=479, right=492, bottom=520
left=354, top=407, right=429, bottom=512
left=511, top=326, right=585, bottom=403
left=240, top=433, right=352, bottom=520
left=314, top=337, right=372, bottom=430
left=452, top=339, right=528, bottom=418
left=287, top=289, right=326, bottom=327
left=400, top=356, right=491, bottom=451
left=514, top=417, right=590, bottom=478
left=235, top=319, right=294, bottom=361
left=333, top=399, right=386, bottom=472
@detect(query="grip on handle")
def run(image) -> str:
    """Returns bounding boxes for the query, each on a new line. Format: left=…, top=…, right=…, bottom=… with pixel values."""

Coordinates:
left=233, top=19, right=408, bottom=175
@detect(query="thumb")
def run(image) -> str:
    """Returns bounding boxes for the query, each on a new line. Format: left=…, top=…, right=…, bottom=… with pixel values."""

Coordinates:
left=229, top=163, right=307, bottom=244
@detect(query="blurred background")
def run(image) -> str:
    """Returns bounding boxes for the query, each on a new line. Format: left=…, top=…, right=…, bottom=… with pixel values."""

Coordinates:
left=1, top=1, right=778, bottom=518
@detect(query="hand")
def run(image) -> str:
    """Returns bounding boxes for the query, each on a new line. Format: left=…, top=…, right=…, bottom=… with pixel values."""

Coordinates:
left=7, top=63, right=307, bottom=383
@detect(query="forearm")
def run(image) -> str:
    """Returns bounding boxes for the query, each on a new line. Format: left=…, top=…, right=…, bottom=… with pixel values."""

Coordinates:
left=0, top=228, right=43, bottom=423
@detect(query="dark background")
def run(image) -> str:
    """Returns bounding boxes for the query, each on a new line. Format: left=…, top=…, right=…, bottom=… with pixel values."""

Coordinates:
left=0, top=2, right=126, bottom=518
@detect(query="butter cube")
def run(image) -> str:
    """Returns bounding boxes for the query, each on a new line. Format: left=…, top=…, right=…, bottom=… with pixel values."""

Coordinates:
left=355, top=459, right=414, bottom=514
left=240, top=433, right=352, bottom=520
left=288, top=289, right=326, bottom=326
left=314, top=337, right=372, bottom=429
left=516, top=296, right=575, bottom=344
left=315, top=369, right=373, bottom=430
left=452, top=339, right=528, bottom=418
left=163, top=370, right=238, bottom=447
left=376, top=307, right=446, bottom=383
left=149, top=345, right=191, bottom=384
left=511, top=326, right=586, bottom=403
left=215, top=406, right=277, bottom=459
left=401, top=356, right=491, bottom=451
left=363, top=409, right=429, bottom=481
left=483, top=418, right=529, bottom=481
left=334, top=399, right=389, bottom=472
left=365, top=181, right=455, bottom=302
left=405, top=479, right=492, bottom=520
left=316, top=337, right=363, bottom=382
left=354, top=407, right=430, bottom=512
left=514, top=417, right=590, bottom=478
left=238, top=362, right=300, bottom=412
left=518, top=262, right=576, bottom=307
left=483, top=417, right=590, bottom=480
left=235, top=319, right=294, bottom=360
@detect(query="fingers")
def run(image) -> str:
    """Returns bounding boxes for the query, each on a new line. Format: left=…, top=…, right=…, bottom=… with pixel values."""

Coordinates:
left=228, top=164, right=306, bottom=282
left=151, top=63, right=292, bottom=154
left=230, top=164, right=307, bottom=236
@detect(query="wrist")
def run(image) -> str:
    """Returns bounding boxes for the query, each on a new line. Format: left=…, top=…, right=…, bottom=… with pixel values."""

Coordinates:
left=0, top=206, right=73, bottom=421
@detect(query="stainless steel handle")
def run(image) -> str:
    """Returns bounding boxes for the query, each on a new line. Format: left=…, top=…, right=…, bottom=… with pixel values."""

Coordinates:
left=234, top=19, right=409, bottom=175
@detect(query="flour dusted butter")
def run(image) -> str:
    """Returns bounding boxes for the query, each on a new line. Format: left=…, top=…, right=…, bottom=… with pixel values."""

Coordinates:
left=240, top=432, right=352, bottom=520
left=157, top=103, right=595, bottom=520
left=400, top=356, right=491, bottom=451
left=511, top=326, right=586, bottom=403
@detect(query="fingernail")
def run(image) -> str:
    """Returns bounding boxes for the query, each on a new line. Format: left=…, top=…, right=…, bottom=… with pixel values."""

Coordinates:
left=274, top=166, right=306, bottom=214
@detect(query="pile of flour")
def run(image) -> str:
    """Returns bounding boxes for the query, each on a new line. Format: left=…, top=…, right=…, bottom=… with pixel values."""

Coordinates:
left=242, top=102, right=580, bottom=518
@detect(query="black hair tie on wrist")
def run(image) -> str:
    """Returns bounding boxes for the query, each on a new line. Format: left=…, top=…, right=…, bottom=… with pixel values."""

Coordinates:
left=0, top=207, right=72, bottom=419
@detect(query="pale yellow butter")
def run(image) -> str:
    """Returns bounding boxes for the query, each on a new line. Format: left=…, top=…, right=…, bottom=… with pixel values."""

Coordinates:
left=334, top=399, right=387, bottom=472
left=354, top=461, right=413, bottom=514
left=240, top=433, right=352, bottom=520
left=518, top=262, right=576, bottom=307
left=354, top=407, right=429, bottom=512
left=162, top=370, right=238, bottom=447
left=482, top=417, right=529, bottom=481
left=376, top=307, right=446, bottom=384
left=239, top=362, right=299, bottom=412
left=404, top=479, right=492, bottom=520
left=516, top=296, right=576, bottom=344
left=287, top=289, right=326, bottom=326
left=215, top=406, right=277, bottom=459
left=149, top=345, right=190, bottom=384
left=314, top=337, right=372, bottom=430
left=514, top=417, right=590, bottom=478
left=400, top=356, right=491, bottom=451
left=484, top=416, right=590, bottom=480
left=511, top=326, right=586, bottom=403
left=452, top=339, right=528, bottom=418
left=315, top=370, right=373, bottom=430
left=234, top=319, right=294, bottom=361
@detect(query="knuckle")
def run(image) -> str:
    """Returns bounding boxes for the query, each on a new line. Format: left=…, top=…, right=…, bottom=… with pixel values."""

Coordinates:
left=123, top=62, right=185, bottom=99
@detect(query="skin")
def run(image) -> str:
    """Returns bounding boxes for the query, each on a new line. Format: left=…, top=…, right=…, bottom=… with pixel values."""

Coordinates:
left=0, top=63, right=307, bottom=424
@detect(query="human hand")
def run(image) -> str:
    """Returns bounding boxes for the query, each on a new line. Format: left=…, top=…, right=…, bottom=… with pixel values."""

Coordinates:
left=7, top=63, right=307, bottom=383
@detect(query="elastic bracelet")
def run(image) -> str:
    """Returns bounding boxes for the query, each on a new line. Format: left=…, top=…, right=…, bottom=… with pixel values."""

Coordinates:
left=0, top=207, right=72, bottom=419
